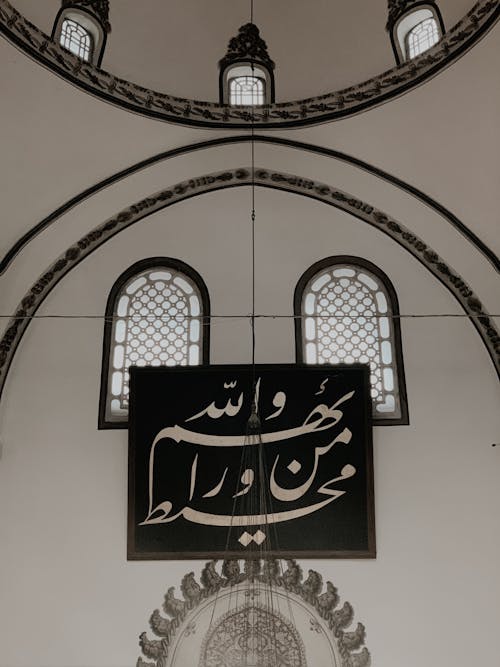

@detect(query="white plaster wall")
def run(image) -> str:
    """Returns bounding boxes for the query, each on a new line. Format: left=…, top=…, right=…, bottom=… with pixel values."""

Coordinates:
left=0, top=189, right=499, bottom=667
left=0, top=6, right=499, bottom=666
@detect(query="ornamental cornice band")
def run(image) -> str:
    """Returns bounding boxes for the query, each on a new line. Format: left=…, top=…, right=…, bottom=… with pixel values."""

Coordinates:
left=1, top=136, right=496, bottom=275
left=0, top=0, right=498, bottom=127
left=219, top=22, right=275, bottom=70
left=61, top=0, right=111, bottom=32
left=136, top=559, right=371, bottom=667
left=0, top=168, right=498, bottom=405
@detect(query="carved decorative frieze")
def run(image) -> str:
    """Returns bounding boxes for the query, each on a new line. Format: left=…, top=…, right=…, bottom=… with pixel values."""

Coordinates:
left=61, top=0, right=111, bottom=32
left=0, top=168, right=498, bottom=405
left=136, top=559, right=371, bottom=667
left=219, top=22, right=275, bottom=70
left=0, top=0, right=498, bottom=126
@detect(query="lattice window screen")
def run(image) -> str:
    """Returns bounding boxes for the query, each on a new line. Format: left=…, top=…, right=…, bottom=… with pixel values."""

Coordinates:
left=229, top=76, right=265, bottom=105
left=301, top=265, right=403, bottom=419
left=60, top=18, right=93, bottom=61
left=406, top=18, right=439, bottom=59
left=107, top=268, right=202, bottom=417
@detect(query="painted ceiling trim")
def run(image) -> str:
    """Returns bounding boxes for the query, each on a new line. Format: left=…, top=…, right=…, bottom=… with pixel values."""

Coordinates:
left=0, top=0, right=498, bottom=128
left=0, top=168, right=498, bottom=404
left=1, top=136, right=498, bottom=275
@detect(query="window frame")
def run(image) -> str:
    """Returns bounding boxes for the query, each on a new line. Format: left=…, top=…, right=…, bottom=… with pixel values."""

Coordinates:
left=389, top=2, right=445, bottom=65
left=98, top=257, right=211, bottom=430
left=404, top=16, right=440, bottom=60
left=220, top=61, right=275, bottom=105
left=52, top=5, right=107, bottom=67
left=228, top=72, right=266, bottom=106
left=60, top=17, right=94, bottom=61
left=294, top=256, right=409, bottom=426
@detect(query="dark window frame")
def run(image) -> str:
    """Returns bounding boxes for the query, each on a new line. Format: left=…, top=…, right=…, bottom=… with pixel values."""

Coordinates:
left=294, top=256, right=409, bottom=426
left=98, top=257, right=211, bottom=430
left=52, top=4, right=108, bottom=67
left=389, top=1, right=445, bottom=65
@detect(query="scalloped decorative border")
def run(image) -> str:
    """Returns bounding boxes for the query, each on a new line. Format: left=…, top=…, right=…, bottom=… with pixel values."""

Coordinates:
left=0, top=0, right=499, bottom=128
left=137, top=559, right=371, bottom=667
left=0, top=167, right=498, bottom=407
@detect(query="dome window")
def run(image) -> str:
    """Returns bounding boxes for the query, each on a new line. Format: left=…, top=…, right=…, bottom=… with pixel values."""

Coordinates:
left=405, top=16, right=440, bottom=59
left=228, top=65, right=266, bottom=106
left=219, top=23, right=275, bottom=105
left=386, top=2, right=444, bottom=65
left=60, top=18, right=93, bottom=61
left=52, top=1, right=111, bottom=67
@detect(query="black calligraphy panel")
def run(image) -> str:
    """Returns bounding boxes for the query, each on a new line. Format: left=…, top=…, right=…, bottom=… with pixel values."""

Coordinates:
left=128, top=365, right=375, bottom=559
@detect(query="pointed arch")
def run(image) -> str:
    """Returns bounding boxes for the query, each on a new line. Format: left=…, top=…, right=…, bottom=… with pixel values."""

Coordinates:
left=0, top=167, right=498, bottom=408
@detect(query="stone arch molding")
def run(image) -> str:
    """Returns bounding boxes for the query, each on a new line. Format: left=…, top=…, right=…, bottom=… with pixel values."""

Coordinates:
left=137, top=559, right=370, bottom=667
left=0, top=0, right=498, bottom=128
left=2, top=136, right=497, bottom=274
left=0, top=167, right=498, bottom=404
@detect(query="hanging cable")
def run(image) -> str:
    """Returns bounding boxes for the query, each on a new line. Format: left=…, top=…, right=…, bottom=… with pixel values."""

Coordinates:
left=0, top=313, right=497, bottom=320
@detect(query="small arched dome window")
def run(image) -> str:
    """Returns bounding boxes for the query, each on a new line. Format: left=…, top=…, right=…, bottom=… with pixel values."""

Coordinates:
left=219, top=23, right=275, bottom=105
left=405, top=16, right=440, bottom=59
left=60, top=18, right=93, bottom=61
left=387, top=2, right=444, bottom=65
left=99, top=259, right=210, bottom=427
left=228, top=65, right=266, bottom=106
left=52, top=1, right=111, bottom=67
left=295, top=257, right=408, bottom=424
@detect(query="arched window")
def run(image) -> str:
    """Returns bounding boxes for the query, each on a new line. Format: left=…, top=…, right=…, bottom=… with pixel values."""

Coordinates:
left=388, top=3, right=444, bottom=64
left=295, top=257, right=408, bottom=424
left=52, top=2, right=110, bottom=67
left=60, top=18, right=93, bottom=61
left=219, top=23, right=275, bottom=105
left=405, top=17, right=440, bottom=59
left=99, top=259, right=210, bottom=428
left=228, top=66, right=266, bottom=106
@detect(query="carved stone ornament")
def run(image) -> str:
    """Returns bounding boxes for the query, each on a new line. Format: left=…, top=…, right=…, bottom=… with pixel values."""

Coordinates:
left=386, top=0, right=424, bottom=29
left=136, top=559, right=371, bottom=667
left=61, top=0, right=111, bottom=32
left=1, top=0, right=497, bottom=125
left=0, top=168, right=498, bottom=406
left=219, top=22, right=275, bottom=70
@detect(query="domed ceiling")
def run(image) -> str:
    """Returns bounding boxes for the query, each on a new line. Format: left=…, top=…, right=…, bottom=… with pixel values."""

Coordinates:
left=12, top=0, right=473, bottom=101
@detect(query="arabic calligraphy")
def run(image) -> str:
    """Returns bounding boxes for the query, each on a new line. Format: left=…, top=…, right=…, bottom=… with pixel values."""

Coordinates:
left=129, top=364, right=374, bottom=557
left=141, top=378, right=359, bottom=532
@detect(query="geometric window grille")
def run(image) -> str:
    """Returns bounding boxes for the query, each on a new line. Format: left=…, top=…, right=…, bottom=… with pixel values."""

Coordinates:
left=405, top=18, right=440, bottom=59
left=296, top=257, right=408, bottom=424
left=60, top=18, right=93, bottom=61
left=99, top=259, right=209, bottom=427
left=229, top=76, right=265, bottom=106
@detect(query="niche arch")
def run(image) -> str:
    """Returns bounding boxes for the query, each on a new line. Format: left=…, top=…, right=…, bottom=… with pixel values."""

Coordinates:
left=0, top=167, right=498, bottom=406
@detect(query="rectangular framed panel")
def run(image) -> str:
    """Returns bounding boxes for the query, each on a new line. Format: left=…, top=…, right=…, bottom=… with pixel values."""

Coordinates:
left=128, top=364, right=375, bottom=559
